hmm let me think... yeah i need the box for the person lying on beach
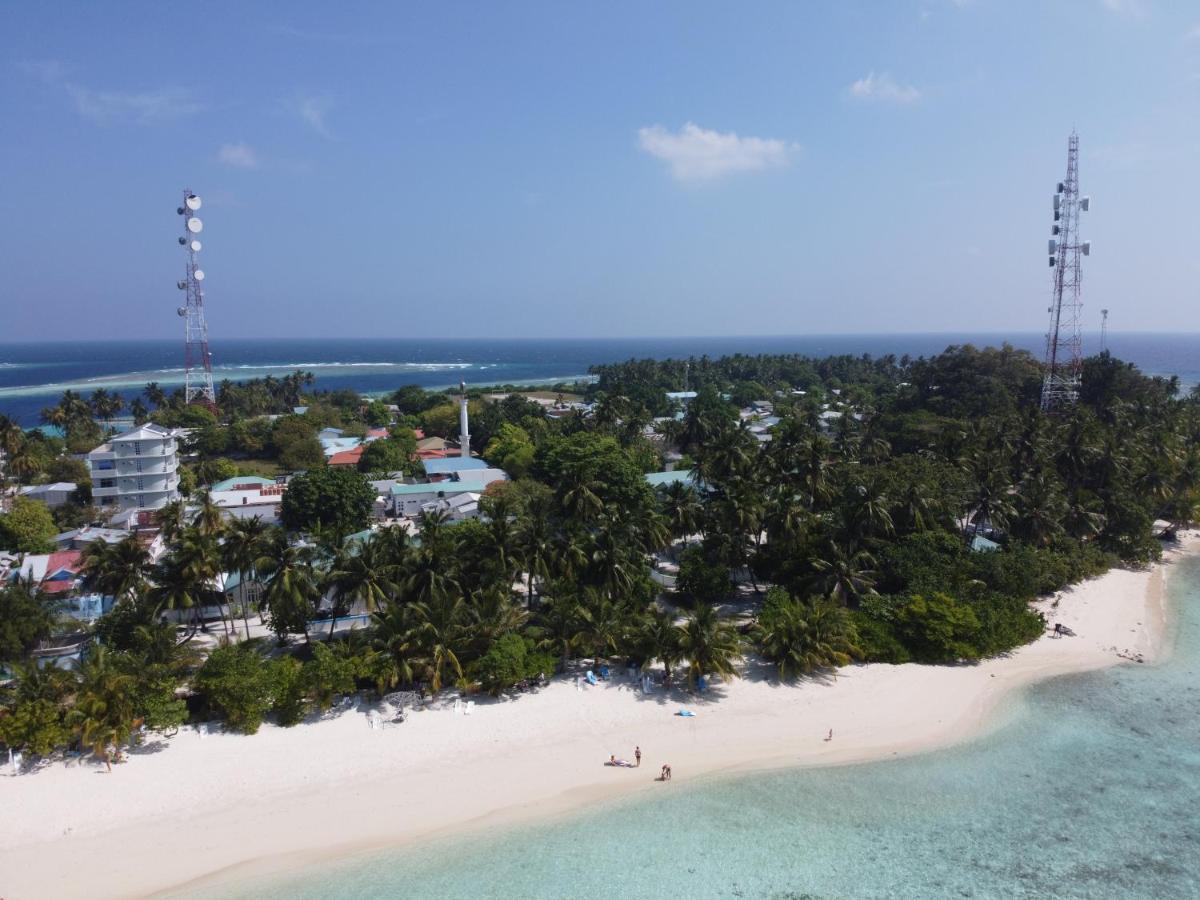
[608,756,633,767]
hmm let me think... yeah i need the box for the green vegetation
[0,496,59,553]
[3,345,1197,768]
[280,467,376,538]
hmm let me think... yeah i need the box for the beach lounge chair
[677,709,696,717]
[586,670,598,686]
[466,701,475,716]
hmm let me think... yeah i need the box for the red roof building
[329,446,365,467]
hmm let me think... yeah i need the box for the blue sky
[2,1,1197,340]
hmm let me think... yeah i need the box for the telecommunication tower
[1040,132,1091,411]
[1100,308,1109,352]
[175,190,216,405]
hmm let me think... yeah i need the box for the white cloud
[1186,25,1200,40]
[637,122,798,183]
[66,84,203,123]
[17,59,203,124]
[217,142,260,169]
[848,72,921,103]
[1100,0,1146,16]
[289,94,334,137]
[16,58,66,82]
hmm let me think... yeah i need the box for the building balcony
[114,458,176,476]
[113,442,175,459]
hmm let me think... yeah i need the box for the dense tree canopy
[280,467,376,537]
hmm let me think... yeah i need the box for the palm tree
[677,603,743,689]
[143,382,167,410]
[586,522,639,600]
[222,517,272,639]
[466,585,529,656]
[634,606,683,682]
[1012,470,1068,548]
[536,590,581,671]
[5,438,43,491]
[157,500,188,542]
[573,588,630,665]
[808,543,878,608]
[515,497,554,609]
[754,593,860,679]
[81,534,151,603]
[258,540,321,644]
[404,510,459,606]
[150,527,224,640]
[560,473,604,523]
[659,481,702,540]
[194,490,226,538]
[407,593,467,692]
[324,539,397,638]
[371,603,419,688]
[129,398,149,425]
[67,648,140,772]
[797,433,833,511]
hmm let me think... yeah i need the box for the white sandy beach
[1,535,1195,900]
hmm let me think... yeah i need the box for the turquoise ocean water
[190,555,1200,900]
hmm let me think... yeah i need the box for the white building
[88,424,181,511]
[210,484,286,525]
[19,482,78,508]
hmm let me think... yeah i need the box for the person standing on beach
[635,746,642,767]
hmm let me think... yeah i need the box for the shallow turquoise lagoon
[195,557,1200,899]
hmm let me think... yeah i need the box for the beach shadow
[127,738,170,756]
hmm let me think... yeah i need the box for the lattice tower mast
[1040,132,1091,411]
[175,190,216,405]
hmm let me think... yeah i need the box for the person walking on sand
[665,764,672,781]
[635,746,642,767]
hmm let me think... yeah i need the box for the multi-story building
[88,424,181,511]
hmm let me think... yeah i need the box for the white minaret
[459,380,471,458]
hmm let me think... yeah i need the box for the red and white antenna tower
[175,190,216,405]
[1040,132,1091,411]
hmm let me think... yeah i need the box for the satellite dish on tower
[185,195,202,211]
[189,240,202,252]
[186,217,203,234]
[193,269,205,281]
[177,307,187,317]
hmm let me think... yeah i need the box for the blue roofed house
[645,470,696,489]
[421,456,490,476]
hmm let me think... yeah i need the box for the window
[99,479,115,489]
[136,459,143,473]
[137,477,144,491]
[133,441,141,455]
[95,460,114,471]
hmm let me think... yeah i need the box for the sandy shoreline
[2,535,1195,900]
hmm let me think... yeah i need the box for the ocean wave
[223,362,473,371]
[0,360,482,399]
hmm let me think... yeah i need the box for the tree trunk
[240,577,252,640]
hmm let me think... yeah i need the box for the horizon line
[0,329,1188,347]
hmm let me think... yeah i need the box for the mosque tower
[459,381,471,458]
